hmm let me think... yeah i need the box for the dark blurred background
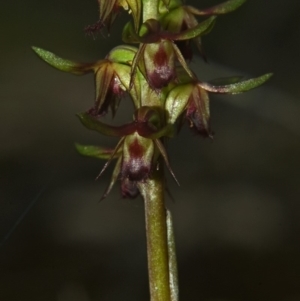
[1,0,300,300]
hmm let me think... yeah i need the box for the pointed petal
[96,138,125,180]
[100,156,122,201]
[128,69,143,109]
[194,87,211,137]
[98,0,117,23]
[95,63,115,112]
[32,47,93,74]
[77,112,124,136]
[75,143,119,159]
[172,16,216,41]
[126,0,141,31]
[154,139,179,186]
[172,42,195,80]
[130,43,146,89]
[198,73,273,94]
[186,0,246,16]
[186,86,212,138]
[193,37,207,61]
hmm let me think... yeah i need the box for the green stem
[142,0,159,21]
[166,210,179,301]
[138,167,171,301]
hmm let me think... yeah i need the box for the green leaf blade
[32,46,93,75]
[174,16,217,41]
[199,73,273,94]
[187,0,247,16]
[75,143,117,159]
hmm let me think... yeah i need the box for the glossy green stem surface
[138,167,171,301]
[142,0,159,21]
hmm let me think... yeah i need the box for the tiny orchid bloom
[76,106,178,199]
[160,0,246,59]
[122,16,216,90]
[33,1,273,297]
[32,45,138,116]
[86,0,141,33]
[165,73,273,137]
[121,132,156,181]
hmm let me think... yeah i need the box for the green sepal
[32,47,93,75]
[109,62,140,109]
[98,0,115,24]
[159,0,182,13]
[107,45,137,65]
[165,84,194,124]
[134,106,162,131]
[208,76,244,85]
[154,139,179,185]
[77,112,125,137]
[192,86,211,137]
[123,16,215,45]
[125,0,141,32]
[173,16,216,41]
[198,73,273,94]
[76,111,172,138]
[160,0,171,9]
[100,157,122,201]
[94,62,115,112]
[122,21,141,44]
[159,6,186,33]
[176,66,196,84]
[75,143,120,159]
[146,124,175,139]
[186,0,247,16]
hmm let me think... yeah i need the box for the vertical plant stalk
[138,164,171,301]
[142,0,159,21]
[32,1,272,301]
[167,209,179,301]
[139,2,176,300]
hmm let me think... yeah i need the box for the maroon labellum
[186,85,212,138]
[121,178,139,199]
[121,133,155,181]
[145,41,176,89]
